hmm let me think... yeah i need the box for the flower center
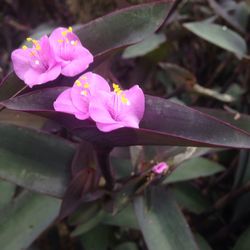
[22,38,47,69]
[57,27,78,46]
[75,75,90,96]
[112,83,130,105]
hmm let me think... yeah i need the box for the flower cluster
[11,27,93,87]
[11,27,145,132]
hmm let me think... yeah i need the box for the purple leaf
[2,87,250,149]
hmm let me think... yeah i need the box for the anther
[81,90,87,96]
[83,83,89,88]
[75,80,82,87]
[22,45,28,50]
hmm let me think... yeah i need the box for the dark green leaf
[233,226,250,250]
[195,234,213,250]
[0,191,60,250]
[0,123,75,198]
[165,157,225,183]
[183,22,247,59]
[0,180,15,210]
[172,183,210,214]
[71,209,104,236]
[115,242,138,250]
[134,187,199,250]
[80,225,113,250]
[122,33,166,59]
[102,204,139,229]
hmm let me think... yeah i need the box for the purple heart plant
[1,2,250,249]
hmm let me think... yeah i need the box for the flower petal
[70,72,111,116]
[23,64,61,87]
[11,35,61,87]
[54,88,89,120]
[11,48,32,82]
[89,85,145,132]
[96,122,125,132]
[61,46,93,77]
[49,27,93,77]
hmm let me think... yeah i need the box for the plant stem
[95,146,114,190]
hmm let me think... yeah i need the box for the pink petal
[96,122,125,132]
[53,88,89,120]
[11,48,32,82]
[23,64,61,87]
[120,85,145,121]
[49,27,93,77]
[11,35,61,87]
[70,87,89,114]
[70,72,111,116]
[89,85,145,132]
[61,46,93,77]
[89,91,116,124]
[152,162,169,174]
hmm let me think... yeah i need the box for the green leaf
[71,209,104,236]
[233,226,250,250]
[0,180,15,209]
[134,187,199,250]
[122,33,166,59]
[102,204,139,229]
[68,202,101,226]
[0,124,76,198]
[80,225,113,250]
[115,242,138,250]
[183,21,247,59]
[195,234,213,250]
[0,191,61,250]
[172,183,210,214]
[165,157,225,184]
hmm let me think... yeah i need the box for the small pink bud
[152,162,169,174]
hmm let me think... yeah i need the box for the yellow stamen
[26,37,32,42]
[112,83,130,105]
[62,30,68,36]
[58,39,63,43]
[75,80,82,87]
[121,95,130,105]
[35,45,41,51]
[84,83,89,88]
[68,26,73,32]
[81,90,87,96]
[22,45,28,50]
[30,51,37,57]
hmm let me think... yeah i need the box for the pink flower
[89,84,145,132]
[152,162,169,174]
[53,72,110,120]
[49,27,93,77]
[11,36,61,87]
